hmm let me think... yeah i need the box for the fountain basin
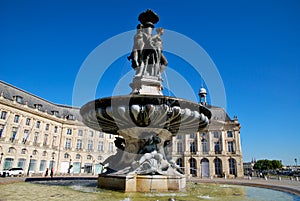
[80,94,211,135]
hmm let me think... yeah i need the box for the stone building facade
[0,81,116,175]
[0,81,243,177]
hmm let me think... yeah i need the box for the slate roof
[0,80,82,121]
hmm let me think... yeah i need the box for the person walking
[45,168,49,177]
[50,167,54,178]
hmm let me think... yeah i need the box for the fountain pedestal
[98,174,186,192]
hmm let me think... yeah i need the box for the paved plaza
[0,176,299,197]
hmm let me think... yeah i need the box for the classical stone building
[171,88,243,178]
[0,81,243,177]
[0,80,116,175]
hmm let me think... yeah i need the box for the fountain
[80,9,211,192]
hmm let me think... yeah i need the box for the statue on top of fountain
[128,9,168,80]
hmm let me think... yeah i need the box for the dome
[199,87,207,96]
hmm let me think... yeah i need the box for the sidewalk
[189,177,300,197]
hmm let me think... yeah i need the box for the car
[1,168,24,177]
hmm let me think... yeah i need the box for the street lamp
[295,158,298,167]
[27,155,32,176]
[0,153,3,164]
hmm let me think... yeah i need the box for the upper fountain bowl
[80,94,211,136]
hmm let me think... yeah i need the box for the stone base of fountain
[98,174,186,192]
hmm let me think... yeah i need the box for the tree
[253,159,282,171]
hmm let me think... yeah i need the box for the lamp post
[0,153,3,164]
[27,155,32,176]
[295,158,298,167]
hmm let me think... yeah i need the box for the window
[51,110,59,117]
[201,139,208,153]
[108,142,114,152]
[190,133,195,138]
[65,138,71,149]
[214,158,222,176]
[78,130,83,137]
[99,132,104,138]
[15,96,23,104]
[54,126,58,133]
[98,155,102,161]
[64,153,69,159]
[76,139,82,150]
[89,131,94,137]
[34,104,43,110]
[66,128,72,135]
[228,141,234,153]
[10,127,18,142]
[43,134,48,146]
[42,151,47,156]
[25,118,31,126]
[229,158,236,175]
[87,155,92,160]
[227,131,233,138]
[109,134,114,139]
[39,160,46,172]
[14,115,20,123]
[76,154,81,159]
[87,140,93,151]
[177,142,183,153]
[98,141,104,152]
[21,148,27,154]
[214,141,221,153]
[0,124,4,138]
[45,124,49,131]
[36,121,41,129]
[190,142,196,153]
[202,132,207,138]
[52,136,57,147]
[32,150,38,155]
[33,132,39,146]
[1,111,7,119]
[22,130,29,144]
[17,158,26,169]
[189,158,197,175]
[214,131,219,138]
[8,147,16,154]
[177,134,182,139]
[176,158,183,172]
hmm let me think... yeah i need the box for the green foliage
[253,159,283,170]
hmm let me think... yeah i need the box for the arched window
[64,153,69,159]
[189,158,197,176]
[21,148,27,154]
[32,150,38,156]
[214,158,222,177]
[200,158,210,178]
[176,158,184,173]
[229,158,237,176]
[8,147,16,154]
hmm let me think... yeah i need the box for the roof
[0,80,81,121]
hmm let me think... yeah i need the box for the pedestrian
[50,167,54,178]
[45,168,49,177]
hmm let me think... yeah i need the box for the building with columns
[171,88,243,178]
[0,80,243,177]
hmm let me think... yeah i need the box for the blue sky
[0,0,299,165]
